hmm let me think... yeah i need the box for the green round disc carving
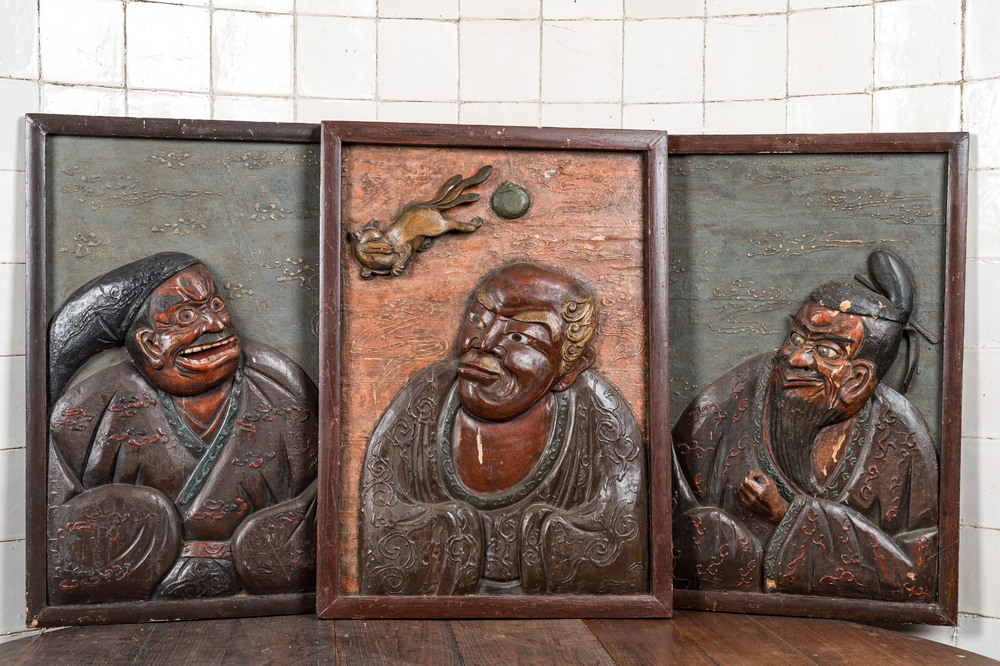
[491,181,531,219]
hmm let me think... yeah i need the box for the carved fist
[737,470,789,524]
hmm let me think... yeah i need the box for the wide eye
[210,296,225,312]
[176,308,199,324]
[505,332,528,344]
[788,331,805,347]
[467,312,486,329]
[817,345,840,360]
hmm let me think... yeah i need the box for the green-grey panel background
[667,153,948,446]
[45,136,320,385]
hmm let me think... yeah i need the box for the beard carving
[766,373,844,493]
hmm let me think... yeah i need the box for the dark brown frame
[317,121,671,619]
[668,133,968,625]
[25,114,321,626]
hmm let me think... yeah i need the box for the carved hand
[736,470,789,524]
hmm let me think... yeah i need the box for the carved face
[132,264,242,396]
[352,225,397,271]
[774,301,875,416]
[456,270,569,422]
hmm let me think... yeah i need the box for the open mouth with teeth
[178,336,239,366]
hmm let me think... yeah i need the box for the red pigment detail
[885,477,902,521]
[731,399,749,423]
[237,418,256,439]
[860,465,880,501]
[819,567,863,587]
[801,508,828,553]
[736,558,758,588]
[690,515,706,554]
[723,436,748,471]
[781,544,807,584]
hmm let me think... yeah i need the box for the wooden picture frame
[317,122,671,619]
[26,114,322,626]
[667,133,968,625]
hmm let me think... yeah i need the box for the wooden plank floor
[0,610,993,665]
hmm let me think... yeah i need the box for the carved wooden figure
[359,262,648,595]
[46,253,318,604]
[348,165,493,278]
[672,250,939,603]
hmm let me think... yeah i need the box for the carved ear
[838,359,876,408]
[347,230,360,242]
[552,346,597,392]
[134,329,165,370]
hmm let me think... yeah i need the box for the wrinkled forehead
[792,301,865,341]
[472,265,578,317]
[148,264,218,313]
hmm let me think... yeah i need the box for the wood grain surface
[0,610,993,665]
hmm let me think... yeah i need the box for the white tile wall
[0,79,37,171]
[378,19,458,101]
[962,348,1000,440]
[461,0,539,20]
[959,526,1000,618]
[297,98,377,123]
[542,0,621,20]
[297,0,375,17]
[964,78,1000,170]
[704,99,786,133]
[460,20,540,102]
[787,6,872,97]
[40,0,124,86]
[873,85,961,132]
[966,0,1000,81]
[623,103,704,133]
[965,259,1000,347]
[0,541,26,636]
[297,16,376,99]
[541,103,621,129]
[3,0,1000,656]
[626,0,704,19]
[961,438,1000,530]
[0,265,24,357]
[708,0,785,16]
[0,449,25,540]
[377,100,458,123]
[0,171,26,264]
[541,21,623,103]
[127,90,212,120]
[212,11,294,96]
[379,0,458,20]
[969,170,1000,260]
[786,94,871,132]
[126,3,210,93]
[704,15,786,102]
[217,0,294,11]
[213,95,295,122]
[459,102,539,126]
[624,19,704,104]
[0,357,26,451]
[874,0,962,88]
[0,0,38,79]
[41,84,127,116]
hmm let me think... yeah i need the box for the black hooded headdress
[47,252,202,407]
[807,250,934,393]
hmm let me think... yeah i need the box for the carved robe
[672,353,939,602]
[47,340,318,603]
[360,359,648,595]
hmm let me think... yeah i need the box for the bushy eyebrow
[787,315,855,346]
[512,311,561,341]
[474,285,496,311]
